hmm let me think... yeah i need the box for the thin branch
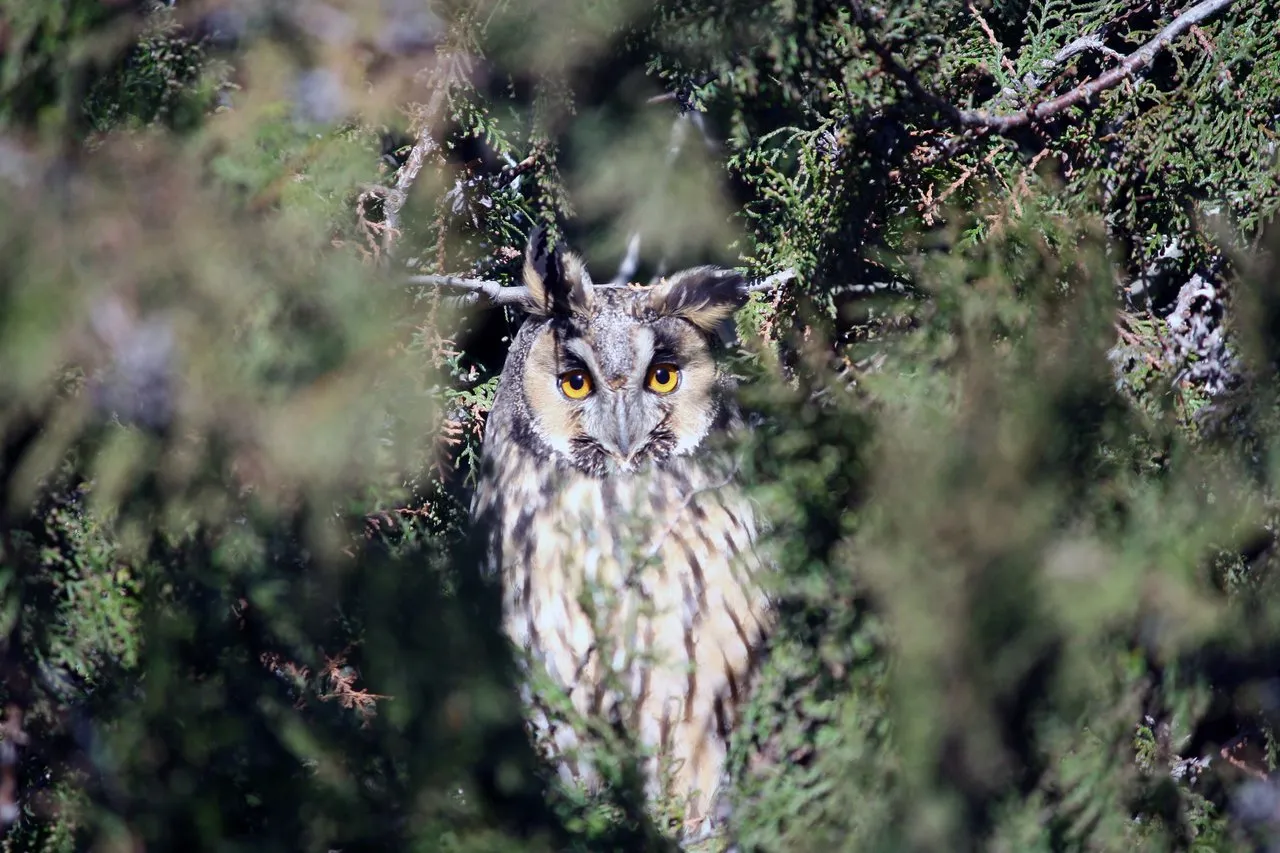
[379,60,538,263]
[988,26,1127,113]
[405,274,534,307]
[493,152,537,190]
[381,93,448,253]
[612,84,724,285]
[746,268,797,293]
[613,233,643,286]
[1049,33,1126,68]
[859,0,1237,134]
[381,57,456,258]
[965,0,1237,131]
[611,110,694,285]
[407,268,798,309]
[968,1,1017,79]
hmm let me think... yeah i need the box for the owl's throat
[568,424,677,478]
[567,437,646,477]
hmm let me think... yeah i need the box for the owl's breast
[469,422,774,824]
[474,443,768,695]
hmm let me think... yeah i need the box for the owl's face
[501,231,750,477]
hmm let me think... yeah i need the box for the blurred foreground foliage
[3,0,1280,851]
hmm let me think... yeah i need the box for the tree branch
[407,268,798,309]
[613,233,643,286]
[611,105,718,284]
[859,0,1237,134]
[493,153,537,190]
[965,0,1237,131]
[1049,33,1126,68]
[382,99,445,255]
[405,274,535,307]
[746,268,797,293]
[381,55,460,257]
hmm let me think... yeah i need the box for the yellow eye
[559,369,593,400]
[646,363,680,394]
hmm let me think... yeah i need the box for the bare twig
[405,274,534,307]
[407,267,798,309]
[612,80,725,285]
[613,233,643,286]
[966,0,1237,131]
[995,25,1127,112]
[1050,33,1126,68]
[494,153,537,190]
[746,268,797,293]
[382,60,454,257]
[612,109,701,285]
[859,0,1238,134]
[919,147,1003,224]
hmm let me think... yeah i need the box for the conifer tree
[1,1,1279,850]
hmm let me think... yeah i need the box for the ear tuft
[522,226,593,316]
[648,266,749,333]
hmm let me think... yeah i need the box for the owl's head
[498,228,750,477]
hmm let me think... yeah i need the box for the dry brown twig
[968,1,1018,78]
[319,649,390,724]
[919,146,1004,225]
[1220,734,1270,781]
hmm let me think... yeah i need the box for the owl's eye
[646,363,680,394]
[559,369,594,400]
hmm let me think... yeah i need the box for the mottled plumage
[470,229,773,832]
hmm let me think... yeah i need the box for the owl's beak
[603,396,646,464]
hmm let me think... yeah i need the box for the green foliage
[3,0,1280,851]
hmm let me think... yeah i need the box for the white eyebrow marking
[630,327,656,383]
[563,336,605,380]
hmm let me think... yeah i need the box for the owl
[469,227,774,837]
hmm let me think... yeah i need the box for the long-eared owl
[470,228,773,833]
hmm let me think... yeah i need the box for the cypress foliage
[1,1,1279,850]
